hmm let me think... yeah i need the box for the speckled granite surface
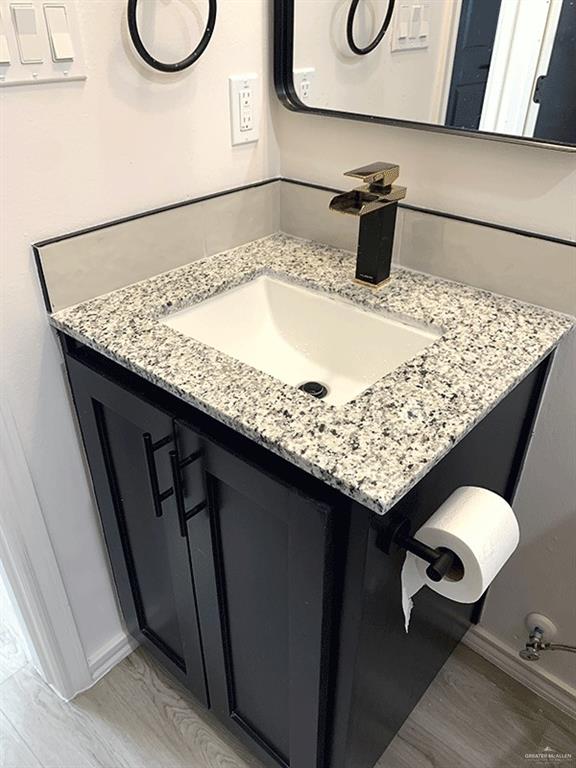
[50,234,574,515]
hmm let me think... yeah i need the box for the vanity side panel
[331,358,551,768]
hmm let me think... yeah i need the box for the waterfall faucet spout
[330,162,406,286]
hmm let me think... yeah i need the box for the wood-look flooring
[0,607,574,768]
[0,578,28,688]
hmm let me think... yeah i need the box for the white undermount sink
[160,276,442,406]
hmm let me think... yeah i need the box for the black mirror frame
[273,0,576,153]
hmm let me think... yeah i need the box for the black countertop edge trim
[399,204,575,248]
[32,177,283,249]
[281,178,576,248]
[33,245,53,313]
[33,175,575,255]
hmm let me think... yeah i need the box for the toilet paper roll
[401,486,520,632]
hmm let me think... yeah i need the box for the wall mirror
[275,0,576,150]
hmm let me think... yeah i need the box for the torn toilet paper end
[401,553,422,633]
[402,593,413,634]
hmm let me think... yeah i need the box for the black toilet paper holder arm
[377,517,456,582]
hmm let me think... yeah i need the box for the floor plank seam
[0,670,48,768]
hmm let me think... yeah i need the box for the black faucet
[329,162,406,286]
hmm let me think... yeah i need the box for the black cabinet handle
[143,432,174,517]
[169,448,206,538]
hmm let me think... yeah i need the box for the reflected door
[445,0,502,130]
[534,0,576,143]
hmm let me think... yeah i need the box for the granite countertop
[50,233,574,515]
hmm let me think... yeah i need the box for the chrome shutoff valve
[519,627,545,661]
[519,625,576,661]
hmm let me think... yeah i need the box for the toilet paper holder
[377,517,458,582]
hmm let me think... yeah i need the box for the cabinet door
[178,421,335,768]
[65,358,207,705]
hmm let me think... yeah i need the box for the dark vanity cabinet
[179,419,333,768]
[65,356,209,703]
[63,338,550,768]
[66,349,335,768]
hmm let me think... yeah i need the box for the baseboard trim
[87,631,138,687]
[463,626,576,718]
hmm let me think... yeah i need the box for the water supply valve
[519,614,576,661]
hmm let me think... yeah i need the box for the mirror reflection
[292,0,576,145]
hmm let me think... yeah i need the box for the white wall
[479,330,576,686]
[275,103,576,688]
[293,0,456,121]
[0,0,278,666]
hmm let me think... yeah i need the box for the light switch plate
[229,74,259,146]
[391,2,429,52]
[0,0,85,86]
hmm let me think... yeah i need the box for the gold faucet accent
[329,162,407,286]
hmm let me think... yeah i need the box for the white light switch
[229,74,259,146]
[409,4,422,39]
[11,3,43,63]
[0,10,11,64]
[43,4,73,61]
[397,5,409,39]
[391,1,429,51]
[419,6,429,38]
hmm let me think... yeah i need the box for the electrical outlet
[293,67,315,103]
[239,86,253,131]
[229,74,259,146]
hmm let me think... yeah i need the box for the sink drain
[298,381,329,399]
